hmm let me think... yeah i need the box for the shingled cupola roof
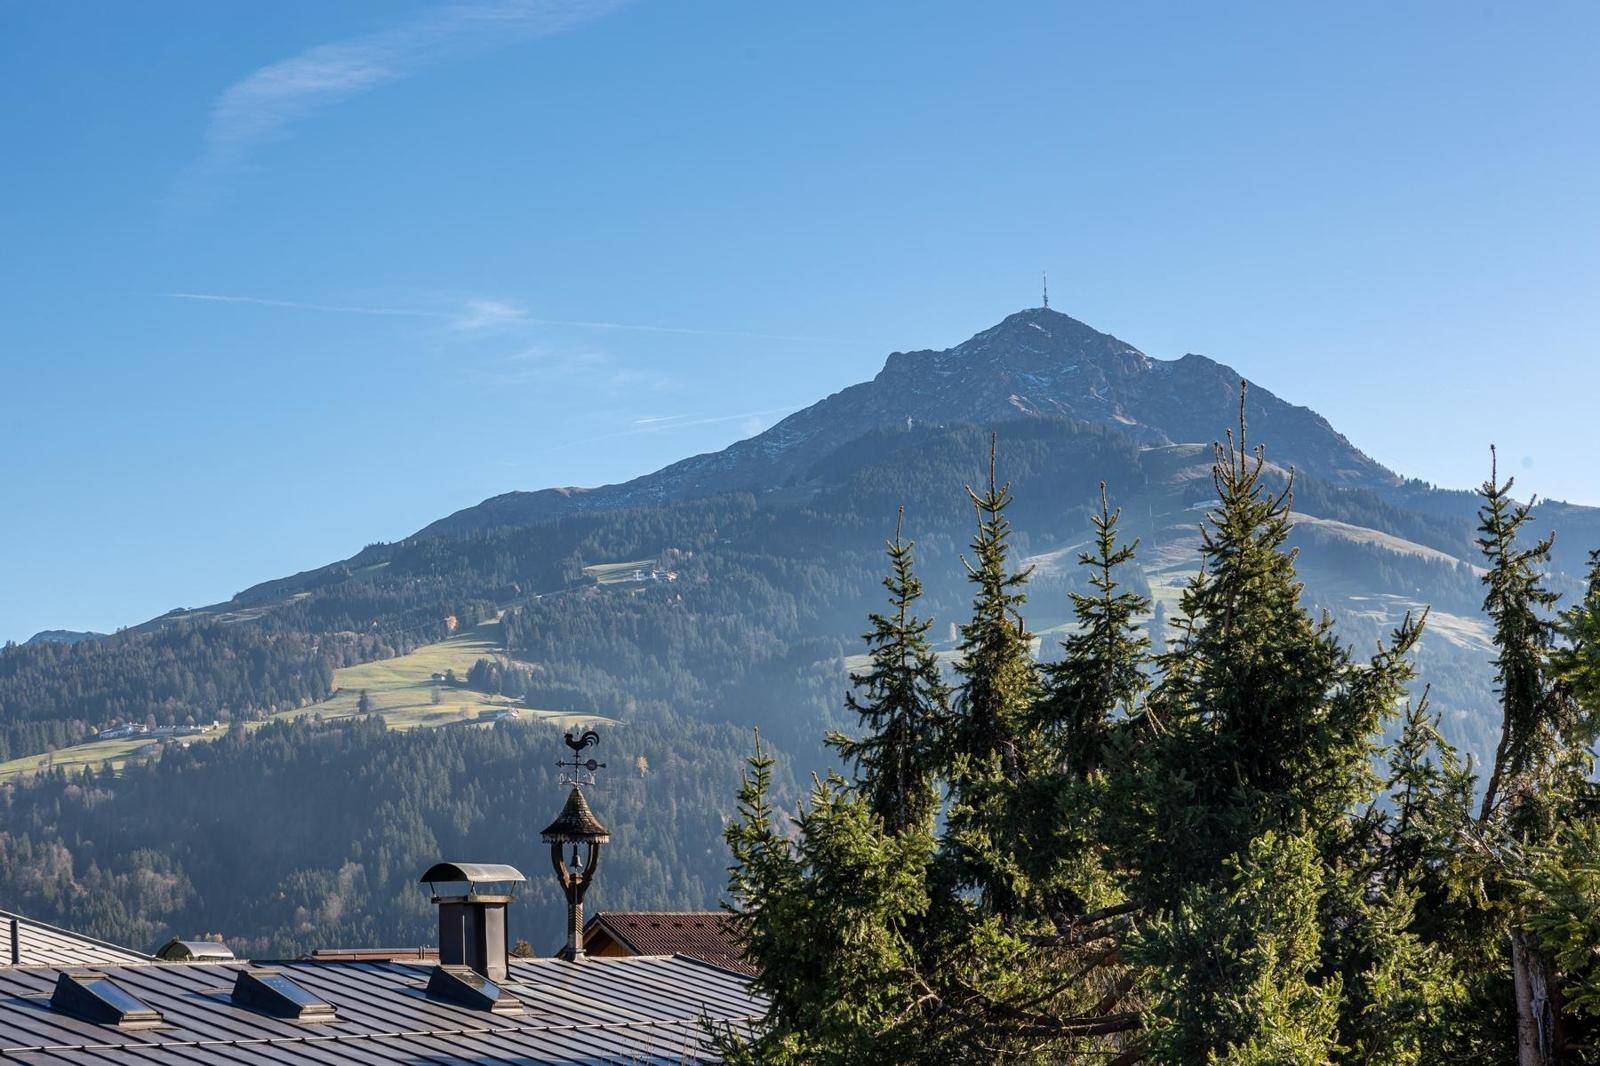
[540,787,611,843]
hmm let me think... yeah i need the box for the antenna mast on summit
[1042,271,1049,310]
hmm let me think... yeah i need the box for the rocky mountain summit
[423,308,1396,536]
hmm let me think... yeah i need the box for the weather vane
[557,729,605,789]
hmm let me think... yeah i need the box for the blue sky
[3,1,1598,642]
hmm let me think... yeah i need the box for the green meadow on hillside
[0,622,604,781]
[582,560,656,585]
[281,622,604,730]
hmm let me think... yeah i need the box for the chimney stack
[418,862,526,982]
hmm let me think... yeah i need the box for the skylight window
[425,965,524,1015]
[50,971,163,1029]
[231,969,337,1022]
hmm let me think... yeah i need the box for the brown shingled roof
[584,911,754,976]
[539,787,611,842]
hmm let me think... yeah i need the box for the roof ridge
[0,908,155,963]
[667,951,761,979]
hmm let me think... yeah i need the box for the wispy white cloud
[452,299,530,331]
[168,290,850,343]
[181,0,624,203]
[169,289,830,416]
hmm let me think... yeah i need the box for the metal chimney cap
[154,937,235,963]
[540,787,611,843]
[417,862,527,885]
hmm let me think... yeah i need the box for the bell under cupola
[540,730,610,961]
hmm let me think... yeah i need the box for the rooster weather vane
[558,729,605,788]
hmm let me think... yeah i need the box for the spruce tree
[721,742,936,1065]
[1037,482,1149,778]
[1021,483,1148,923]
[1120,388,1435,1062]
[1139,832,1341,1065]
[1476,447,1570,831]
[934,445,1142,1060]
[1465,450,1597,1065]
[941,437,1042,918]
[947,438,1038,779]
[1120,392,1421,906]
[1367,453,1600,1064]
[829,509,951,835]
[925,449,1145,1063]
[1377,693,1480,942]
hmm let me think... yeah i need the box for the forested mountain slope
[2,306,1596,956]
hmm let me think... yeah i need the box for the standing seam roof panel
[274,963,481,1035]
[541,958,745,1020]
[0,955,761,1063]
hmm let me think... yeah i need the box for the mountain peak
[990,304,1106,333]
[880,306,1149,381]
[964,304,1129,347]
[419,308,1398,536]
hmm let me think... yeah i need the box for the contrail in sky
[552,406,805,452]
[169,292,850,343]
[170,292,439,318]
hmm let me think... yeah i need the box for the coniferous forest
[1,387,1597,1064]
[0,711,759,959]
[725,411,1600,1063]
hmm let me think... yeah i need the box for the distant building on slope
[477,706,521,722]
[93,721,217,742]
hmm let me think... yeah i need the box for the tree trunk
[1513,928,1557,1065]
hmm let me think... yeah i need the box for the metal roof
[305,948,438,963]
[0,911,153,969]
[0,953,762,1063]
[154,939,235,963]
